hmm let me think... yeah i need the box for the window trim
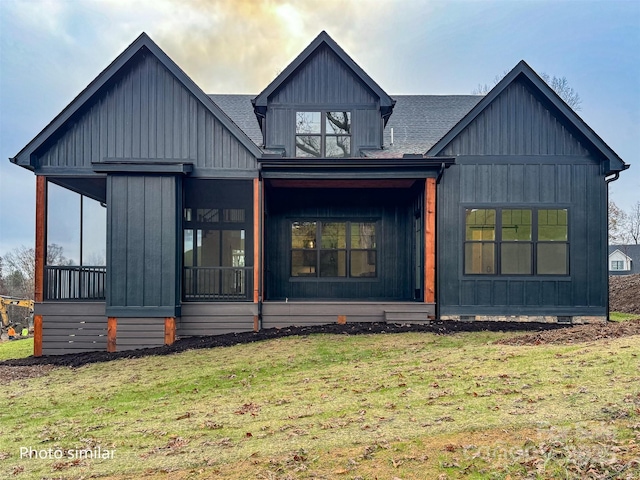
[610,260,626,271]
[289,219,378,280]
[463,206,570,277]
[295,111,352,158]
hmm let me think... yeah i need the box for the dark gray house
[10,32,629,355]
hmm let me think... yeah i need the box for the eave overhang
[251,31,396,130]
[92,161,193,175]
[258,157,454,180]
[426,60,629,175]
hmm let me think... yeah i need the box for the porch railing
[183,266,253,301]
[44,266,106,301]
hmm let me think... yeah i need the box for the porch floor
[261,301,435,327]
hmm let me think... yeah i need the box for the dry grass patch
[0,331,638,479]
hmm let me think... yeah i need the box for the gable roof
[11,32,263,168]
[252,31,395,115]
[609,248,633,261]
[609,245,640,259]
[426,60,629,174]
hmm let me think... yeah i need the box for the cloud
[135,0,359,93]
[4,0,74,44]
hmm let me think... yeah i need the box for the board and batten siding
[437,78,607,317]
[35,50,256,172]
[270,44,377,105]
[441,80,590,157]
[106,174,180,317]
[266,188,415,301]
[438,160,606,316]
[266,44,381,155]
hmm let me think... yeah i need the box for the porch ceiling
[48,177,107,203]
[266,179,417,189]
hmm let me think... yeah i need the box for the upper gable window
[295,111,351,157]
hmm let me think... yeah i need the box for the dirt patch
[0,364,55,384]
[610,274,640,314]
[496,318,640,346]
[0,321,569,369]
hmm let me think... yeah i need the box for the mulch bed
[2,319,639,384]
[0,321,571,369]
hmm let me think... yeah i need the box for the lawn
[0,328,638,479]
[0,337,33,361]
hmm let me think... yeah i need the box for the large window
[295,111,351,157]
[291,220,376,278]
[464,208,568,275]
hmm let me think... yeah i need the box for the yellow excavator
[0,296,34,340]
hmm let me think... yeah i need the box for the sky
[0,0,639,258]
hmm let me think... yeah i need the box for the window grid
[295,111,351,158]
[291,220,376,278]
[610,260,625,271]
[464,207,568,276]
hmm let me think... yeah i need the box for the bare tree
[472,70,582,111]
[0,244,70,299]
[626,201,640,244]
[608,201,628,244]
[539,73,582,111]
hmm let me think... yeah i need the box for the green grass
[610,311,639,322]
[0,331,638,479]
[0,337,33,361]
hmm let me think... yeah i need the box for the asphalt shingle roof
[207,94,483,157]
[208,94,263,147]
[370,95,482,157]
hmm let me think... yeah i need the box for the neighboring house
[10,32,629,356]
[608,245,640,275]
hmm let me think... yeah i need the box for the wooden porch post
[424,178,436,303]
[164,317,176,345]
[34,176,46,357]
[107,317,117,352]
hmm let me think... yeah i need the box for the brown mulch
[610,274,640,314]
[0,321,571,369]
[496,318,640,346]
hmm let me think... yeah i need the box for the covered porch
[259,157,450,321]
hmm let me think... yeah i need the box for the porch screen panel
[182,180,253,301]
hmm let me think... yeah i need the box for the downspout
[257,163,264,330]
[434,162,447,321]
[436,162,446,184]
[605,171,620,322]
